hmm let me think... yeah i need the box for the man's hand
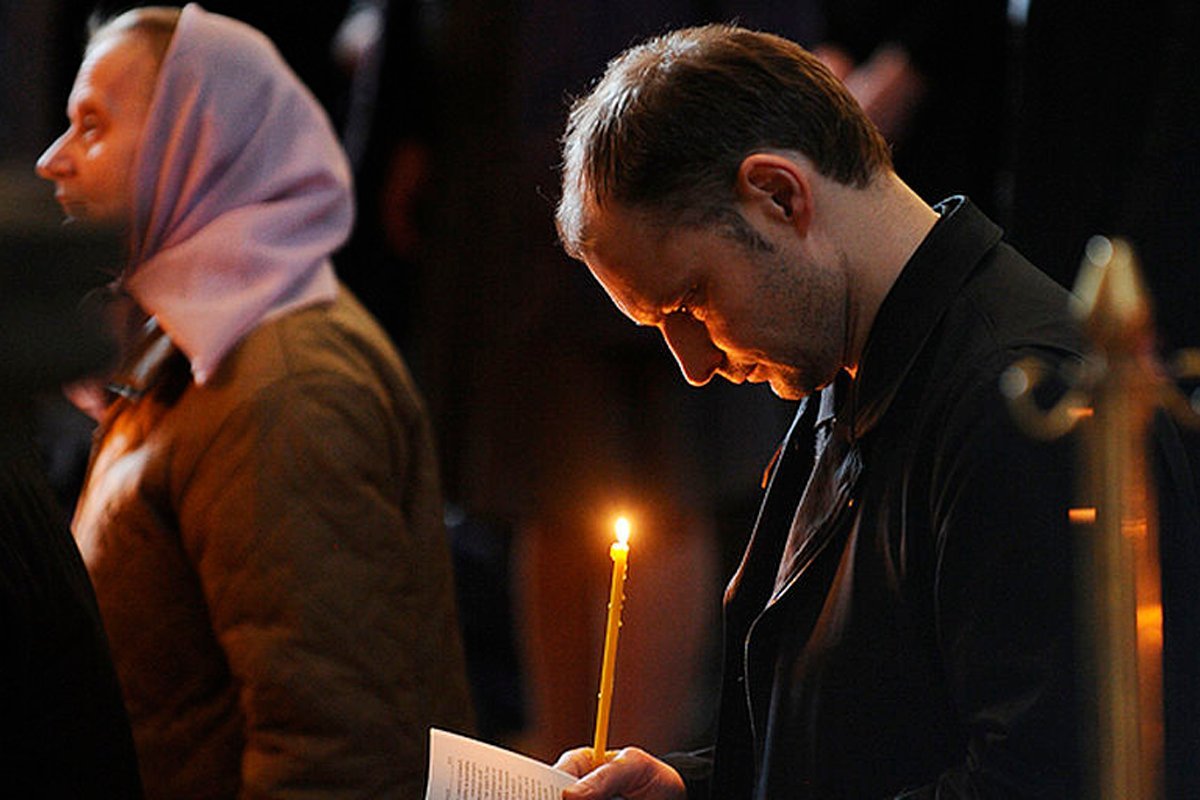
[555,746,686,800]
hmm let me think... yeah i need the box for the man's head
[556,24,891,259]
[35,8,179,228]
[557,25,894,400]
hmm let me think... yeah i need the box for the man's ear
[736,153,813,235]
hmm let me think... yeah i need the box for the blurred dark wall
[0,2,60,163]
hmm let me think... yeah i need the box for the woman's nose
[36,132,74,180]
[661,313,724,386]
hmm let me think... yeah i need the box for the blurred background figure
[335,0,438,355]
[809,0,1009,216]
[0,171,143,797]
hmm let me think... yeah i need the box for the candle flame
[614,517,631,545]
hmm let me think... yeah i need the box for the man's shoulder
[874,239,1086,444]
[948,240,1086,369]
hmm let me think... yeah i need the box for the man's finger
[553,747,600,777]
[562,747,684,800]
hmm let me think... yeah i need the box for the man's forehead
[582,206,676,325]
[582,201,665,259]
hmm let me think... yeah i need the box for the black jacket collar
[728,196,1003,612]
[850,196,1002,439]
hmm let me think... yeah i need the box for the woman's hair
[87,6,182,70]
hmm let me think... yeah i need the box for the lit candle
[592,517,631,767]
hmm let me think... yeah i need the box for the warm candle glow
[593,517,631,767]
[1069,507,1098,524]
[1068,406,1095,420]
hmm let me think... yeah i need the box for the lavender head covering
[125,4,352,384]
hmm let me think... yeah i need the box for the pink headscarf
[124,4,352,384]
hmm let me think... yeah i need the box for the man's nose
[35,132,73,180]
[661,313,724,386]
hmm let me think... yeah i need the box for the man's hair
[86,6,181,69]
[556,24,892,258]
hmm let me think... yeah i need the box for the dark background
[2,0,1196,768]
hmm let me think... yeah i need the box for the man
[36,5,472,797]
[553,25,1086,798]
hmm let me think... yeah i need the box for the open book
[424,728,578,800]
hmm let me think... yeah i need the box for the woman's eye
[80,114,101,138]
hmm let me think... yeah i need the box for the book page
[425,728,578,800]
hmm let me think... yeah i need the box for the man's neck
[824,172,939,371]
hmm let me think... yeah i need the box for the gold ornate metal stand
[1004,237,1200,800]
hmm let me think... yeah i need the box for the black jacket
[674,198,1089,798]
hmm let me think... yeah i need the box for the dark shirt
[672,198,1088,798]
[0,418,143,797]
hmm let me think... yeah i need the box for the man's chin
[768,381,807,401]
[752,367,810,401]
[746,370,801,400]
[731,364,810,400]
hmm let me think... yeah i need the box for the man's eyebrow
[596,281,657,327]
[623,295,675,328]
[609,295,653,326]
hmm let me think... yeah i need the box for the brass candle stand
[1003,237,1200,800]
